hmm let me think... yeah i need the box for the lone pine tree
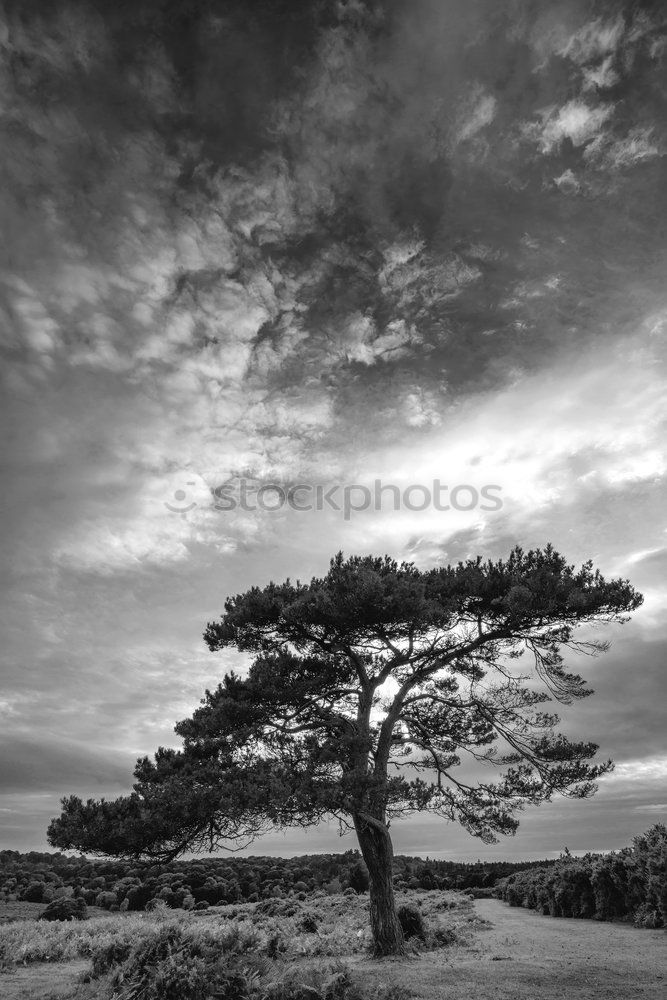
[49,545,641,955]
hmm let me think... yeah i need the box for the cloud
[451,85,497,148]
[402,389,444,428]
[612,756,667,782]
[2,0,667,856]
[582,55,619,92]
[558,15,625,66]
[0,735,134,795]
[526,100,615,154]
[584,127,661,171]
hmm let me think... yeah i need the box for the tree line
[0,848,553,911]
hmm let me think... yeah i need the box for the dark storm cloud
[4,0,666,421]
[1,0,666,854]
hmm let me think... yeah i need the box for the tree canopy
[48,544,642,953]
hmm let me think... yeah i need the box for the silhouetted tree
[48,546,641,955]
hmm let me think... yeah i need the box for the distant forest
[0,849,555,912]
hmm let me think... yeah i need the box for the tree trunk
[353,813,405,956]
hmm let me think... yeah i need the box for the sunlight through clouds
[1,0,666,854]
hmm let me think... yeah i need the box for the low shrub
[300,911,320,933]
[633,902,662,929]
[396,904,426,941]
[91,937,134,976]
[38,897,87,922]
[20,882,45,903]
[260,963,411,1000]
[427,924,459,947]
[108,925,314,1000]
[267,931,288,958]
[115,949,212,1000]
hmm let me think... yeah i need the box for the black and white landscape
[1,1,666,996]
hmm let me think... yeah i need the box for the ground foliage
[0,889,481,975]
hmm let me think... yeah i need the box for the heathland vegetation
[497,823,667,927]
[0,829,665,999]
[0,880,485,999]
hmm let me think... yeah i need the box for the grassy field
[0,892,665,1000]
[0,890,481,998]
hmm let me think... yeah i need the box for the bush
[634,902,662,929]
[20,881,45,903]
[38,897,87,922]
[125,884,155,911]
[52,885,74,900]
[263,964,413,1000]
[267,931,288,958]
[95,890,118,910]
[300,911,320,933]
[109,924,266,1000]
[348,862,369,894]
[117,950,211,1000]
[496,824,667,927]
[91,937,134,976]
[397,903,426,941]
[591,865,626,921]
[428,924,458,947]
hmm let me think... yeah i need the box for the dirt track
[0,959,89,1000]
[355,898,667,999]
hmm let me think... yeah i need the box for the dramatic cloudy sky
[1,0,666,860]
